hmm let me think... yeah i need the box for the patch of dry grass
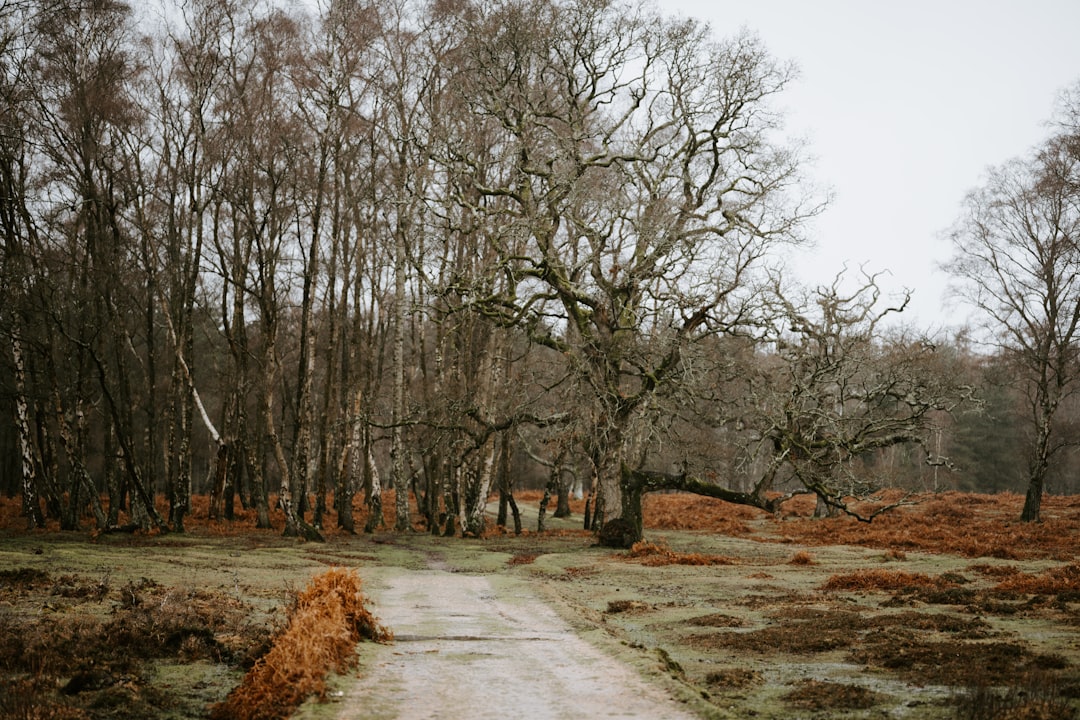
[772,493,1080,561]
[783,679,883,710]
[642,494,759,534]
[992,564,1080,596]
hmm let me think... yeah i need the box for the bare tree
[215,3,323,540]
[0,0,45,528]
[946,130,1080,522]
[611,273,971,543]
[28,0,168,530]
[431,0,817,538]
[755,274,968,515]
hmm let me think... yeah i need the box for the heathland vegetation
[1,490,1078,718]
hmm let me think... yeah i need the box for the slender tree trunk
[363,430,383,534]
[496,434,520,535]
[143,253,157,525]
[170,363,193,532]
[336,387,362,533]
[1021,412,1053,522]
[248,438,271,530]
[92,349,168,532]
[539,451,570,531]
[391,224,410,531]
[12,332,44,529]
[462,439,497,537]
[208,443,229,520]
[262,338,324,542]
[50,389,106,530]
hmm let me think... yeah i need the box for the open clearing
[2,491,1079,719]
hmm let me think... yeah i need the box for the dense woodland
[1,0,1078,541]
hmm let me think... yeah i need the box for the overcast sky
[666,0,1080,331]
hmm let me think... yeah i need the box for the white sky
[666,0,1080,331]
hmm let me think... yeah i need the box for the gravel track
[335,569,700,720]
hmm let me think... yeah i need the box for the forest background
[1,0,1079,541]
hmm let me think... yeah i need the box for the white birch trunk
[391,221,410,530]
[12,332,42,528]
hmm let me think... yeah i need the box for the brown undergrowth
[624,540,737,566]
[635,490,1080,561]
[5,490,1078,563]
[209,568,391,720]
[0,570,265,720]
[822,564,1080,608]
[822,568,961,592]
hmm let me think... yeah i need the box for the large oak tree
[429,0,818,537]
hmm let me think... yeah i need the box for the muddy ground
[1,493,1078,719]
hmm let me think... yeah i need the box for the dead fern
[822,568,958,593]
[209,567,392,720]
[625,540,737,567]
[992,564,1080,596]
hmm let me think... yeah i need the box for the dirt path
[335,569,700,720]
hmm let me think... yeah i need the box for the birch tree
[946,129,1080,522]
[217,4,322,540]
[0,0,45,528]
[29,0,168,530]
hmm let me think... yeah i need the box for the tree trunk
[555,479,572,519]
[462,438,497,537]
[88,346,167,532]
[391,221,410,531]
[207,443,230,521]
[363,439,383,534]
[496,435,520,535]
[538,487,551,533]
[1021,478,1043,522]
[338,388,364,533]
[49,389,106,530]
[248,438,272,530]
[171,366,193,533]
[619,465,775,546]
[12,332,44,529]
[1021,426,1050,522]
[262,342,324,542]
[336,388,362,535]
[333,428,355,533]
